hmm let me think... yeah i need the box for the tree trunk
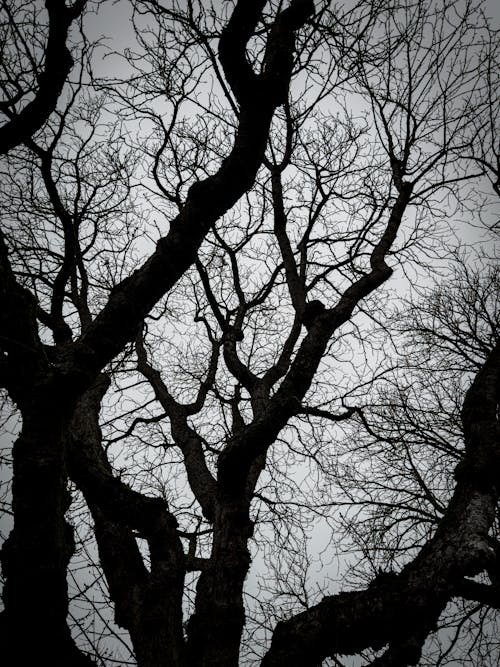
[0,400,94,666]
[187,500,253,667]
[93,512,186,667]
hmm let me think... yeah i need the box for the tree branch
[262,342,500,666]
[135,333,217,521]
[73,0,315,381]
[0,0,85,155]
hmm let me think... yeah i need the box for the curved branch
[74,0,315,381]
[0,0,85,155]
[262,342,500,666]
[67,374,187,665]
[218,185,414,494]
[135,334,217,521]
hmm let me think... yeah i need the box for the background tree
[0,1,498,666]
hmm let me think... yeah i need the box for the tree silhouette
[0,1,498,665]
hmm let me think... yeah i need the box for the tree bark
[262,343,500,666]
[68,376,186,667]
[0,397,95,666]
[186,499,254,667]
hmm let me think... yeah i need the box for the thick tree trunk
[0,400,94,666]
[93,512,186,667]
[186,500,254,667]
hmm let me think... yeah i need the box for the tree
[0,1,498,665]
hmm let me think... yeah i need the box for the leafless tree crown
[0,1,498,666]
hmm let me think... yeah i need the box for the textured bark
[93,512,186,667]
[68,376,186,667]
[182,178,416,665]
[186,500,254,667]
[5,2,489,665]
[262,342,500,666]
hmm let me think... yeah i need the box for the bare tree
[0,1,498,666]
